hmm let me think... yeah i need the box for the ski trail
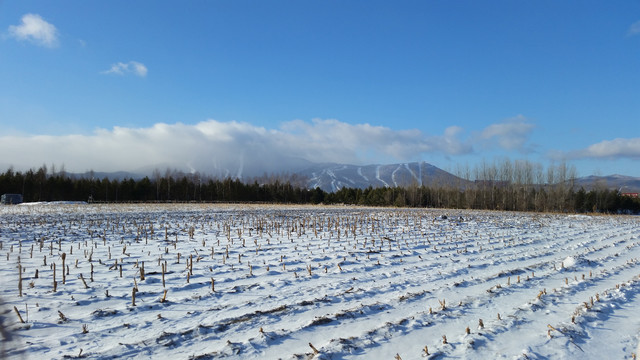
[376,165,389,187]
[357,167,369,182]
[391,164,403,187]
[404,163,420,184]
[326,168,338,192]
[309,172,320,189]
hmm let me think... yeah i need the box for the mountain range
[297,162,466,192]
[573,174,640,194]
[63,161,640,194]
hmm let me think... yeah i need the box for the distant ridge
[573,174,640,194]
[29,163,640,194]
[296,161,468,192]
[49,161,468,192]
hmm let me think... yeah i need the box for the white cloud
[476,115,535,152]
[277,119,472,163]
[102,61,148,77]
[628,20,640,36]
[0,119,473,176]
[565,138,640,159]
[8,13,59,48]
[130,61,148,77]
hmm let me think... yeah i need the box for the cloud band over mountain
[2,117,537,176]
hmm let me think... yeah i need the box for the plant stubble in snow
[0,204,639,359]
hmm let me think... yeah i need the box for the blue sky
[1,1,639,178]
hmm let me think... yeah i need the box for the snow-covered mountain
[53,163,640,194]
[296,161,468,192]
[61,161,467,192]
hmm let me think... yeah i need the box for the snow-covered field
[1,204,639,359]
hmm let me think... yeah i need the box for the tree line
[0,166,318,204]
[0,165,638,214]
[325,183,639,213]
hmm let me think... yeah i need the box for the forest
[0,165,638,214]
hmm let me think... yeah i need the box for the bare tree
[153,168,162,201]
[164,168,173,200]
[499,158,513,210]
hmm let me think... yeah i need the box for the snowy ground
[1,204,639,359]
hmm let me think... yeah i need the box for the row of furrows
[89,219,628,331]
[251,233,640,358]
[296,248,640,359]
[215,216,633,299]
[6,214,635,324]
[543,274,640,358]
[3,210,637,359]
[100,222,640,358]
[6,211,624,300]
[84,216,638,306]
[16,221,637,358]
